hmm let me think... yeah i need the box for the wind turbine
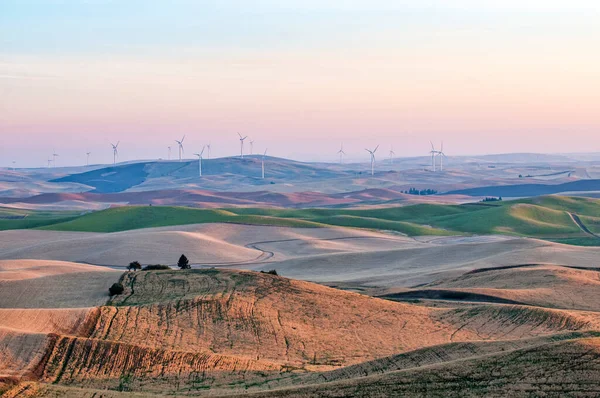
[389,147,395,165]
[111,142,119,165]
[429,141,437,172]
[194,146,206,177]
[52,150,59,168]
[250,140,254,155]
[365,145,379,176]
[47,157,53,168]
[438,141,446,171]
[168,146,172,160]
[206,142,211,159]
[238,133,248,158]
[337,143,346,164]
[262,149,268,179]
[86,152,91,166]
[175,135,185,161]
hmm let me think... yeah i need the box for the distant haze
[1,1,599,167]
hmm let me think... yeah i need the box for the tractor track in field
[192,235,403,268]
[568,212,600,239]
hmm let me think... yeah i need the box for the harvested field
[0,260,121,308]
[392,264,600,312]
[4,248,600,396]
[240,336,600,398]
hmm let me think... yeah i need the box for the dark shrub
[178,254,190,269]
[260,269,278,276]
[109,282,124,296]
[127,261,142,271]
[142,264,171,271]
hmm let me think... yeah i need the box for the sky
[1,0,599,167]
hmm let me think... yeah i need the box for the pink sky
[1,1,599,166]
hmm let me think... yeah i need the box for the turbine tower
[206,142,211,159]
[389,147,395,165]
[238,133,248,158]
[337,143,346,164]
[365,145,379,176]
[86,152,91,166]
[438,141,446,171]
[250,140,254,155]
[429,141,437,172]
[168,146,172,160]
[175,135,185,162]
[262,149,268,179]
[47,157,53,168]
[111,142,119,165]
[194,146,206,177]
[52,150,59,168]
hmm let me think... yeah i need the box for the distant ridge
[0,188,421,208]
[447,179,600,197]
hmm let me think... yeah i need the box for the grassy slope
[39,206,324,233]
[0,208,79,230]
[2,195,600,244]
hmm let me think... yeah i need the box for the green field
[2,195,600,245]
[0,207,80,230]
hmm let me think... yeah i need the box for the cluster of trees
[126,255,190,272]
[111,254,191,296]
[402,188,438,196]
[481,197,503,202]
[260,269,278,276]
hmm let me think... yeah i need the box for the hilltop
[5,263,600,397]
[6,263,600,396]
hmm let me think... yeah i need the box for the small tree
[177,254,190,269]
[128,261,142,271]
[109,282,124,296]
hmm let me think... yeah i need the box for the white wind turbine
[262,149,268,179]
[389,147,395,165]
[194,146,206,177]
[168,146,172,160]
[365,145,379,176]
[438,141,447,171]
[238,133,248,158]
[47,157,53,168]
[86,152,91,166]
[337,143,346,164]
[250,140,254,155]
[429,141,438,172]
[206,142,211,159]
[111,142,119,165]
[52,150,59,168]
[175,135,185,162]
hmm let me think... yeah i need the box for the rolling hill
[50,157,354,194]
[5,264,600,397]
[2,195,599,245]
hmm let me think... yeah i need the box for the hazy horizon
[2,1,599,167]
